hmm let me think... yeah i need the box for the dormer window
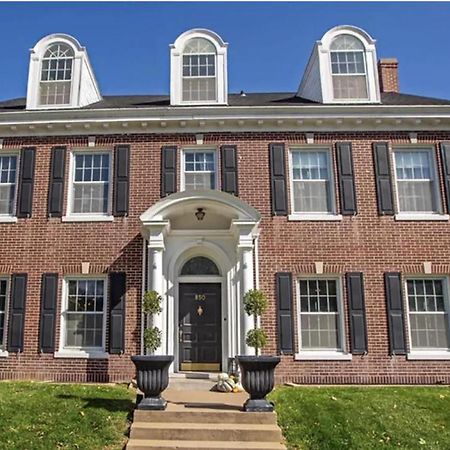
[298,25,380,104]
[40,43,74,106]
[171,29,228,106]
[330,35,368,100]
[182,38,217,102]
[26,34,101,110]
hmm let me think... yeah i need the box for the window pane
[292,151,332,213]
[72,153,110,214]
[184,173,215,190]
[182,77,217,102]
[332,75,368,99]
[184,152,216,190]
[0,155,17,215]
[65,279,105,349]
[299,279,341,351]
[407,279,450,350]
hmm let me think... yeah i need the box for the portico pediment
[140,190,261,234]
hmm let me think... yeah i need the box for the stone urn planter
[131,355,174,410]
[236,355,280,412]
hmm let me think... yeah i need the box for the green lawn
[0,381,134,450]
[270,386,450,450]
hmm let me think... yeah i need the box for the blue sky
[1,2,450,101]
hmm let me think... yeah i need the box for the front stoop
[126,400,287,450]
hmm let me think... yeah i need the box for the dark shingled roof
[1,91,450,112]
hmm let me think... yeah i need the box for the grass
[0,381,135,450]
[270,386,450,450]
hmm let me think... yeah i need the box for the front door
[179,283,221,371]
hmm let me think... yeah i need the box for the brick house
[0,25,450,384]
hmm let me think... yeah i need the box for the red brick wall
[1,131,450,384]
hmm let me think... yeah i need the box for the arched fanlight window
[182,38,217,102]
[180,256,220,276]
[39,43,74,106]
[330,35,368,100]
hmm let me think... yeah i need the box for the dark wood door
[179,283,221,371]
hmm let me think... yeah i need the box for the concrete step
[133,410,277,424]
[168,378,216,391]
[126,439,286,449]
[130,422,283,442]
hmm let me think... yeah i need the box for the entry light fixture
[195,207,205,221]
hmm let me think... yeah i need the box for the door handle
[179,328,183,343]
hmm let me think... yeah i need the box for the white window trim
[392,146,444,218]
[404,276,450,358]
[180,147,218,191]
[288,146,340,219]
[0,276,9,356]
[63,148,114,222]
[294,275,351,360]
[0,151,20,221]
[56,275,108,358]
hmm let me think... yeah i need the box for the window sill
[407,351,450,360]
[0,216,17,223]
[394,214,449,222]
[295,351,352,361]
[54,350,109,359]
[62,215,114,223]
[0,350,9,358]
[288,214,343,222]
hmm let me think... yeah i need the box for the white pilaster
[144,221,170,355]
[231,220,259,356]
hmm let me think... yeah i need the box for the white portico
[140,190,260,372]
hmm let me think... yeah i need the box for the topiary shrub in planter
[236,289,280,412]
[131,290,174,411]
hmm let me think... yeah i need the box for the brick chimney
[378,58,399,93]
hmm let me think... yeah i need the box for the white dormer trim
[170,28,228,106]
[299,25,380,104]
[26,33,102,110]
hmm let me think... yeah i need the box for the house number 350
[195,294,206,301]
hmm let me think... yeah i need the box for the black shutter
[276,272,294,354]
[48,146,66,217]
[373,142,394,215]
[269,143,288,215]
[336,142,357,215]
[7,274,27,352]
[440,142,450,213]
[346,272,368,354]
[17,147,36,218]
[39,273,58,353]
[109,272,126,354]
[113,145,130,216]
[384,272,407,355]
[221,145,238,195]
[161,146,177,197]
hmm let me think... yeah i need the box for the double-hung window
[182,150,217,190]
[0,279,8,351]
[296,278,349,359]
[393,149,441,215]
[69,152,111,217]
[60,278,106,356]
[290,149,336,216]
[0,155,18,218]
[406,278,450,356]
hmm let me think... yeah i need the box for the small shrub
[246,328,267,354]
[142,290,162,315]
[143,327,162,353]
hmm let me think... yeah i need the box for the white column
[145,221,169,356]
[241,245,255,356]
